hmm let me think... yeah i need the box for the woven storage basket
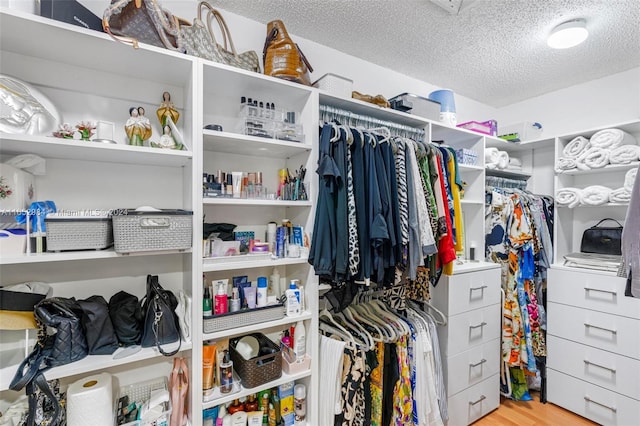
[112,209,192,254]
[45,213,113,251]
[118,376,171,426]
[230,333,282,389]
[203,303,285,334]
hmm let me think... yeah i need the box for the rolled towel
[609,187,631,203]
[562,136,590,159]
[497,151,509,169]
[556,187,582,208]
[485,147,499,169]
[581,185,612,206]
[589,128,637,150]
[576,147,610,171]
[609,145,640,165]
[625,168,638,192]
[555,157,577,172]
[508,157,522,168]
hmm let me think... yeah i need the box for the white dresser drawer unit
[430,267,501,316]
[547,335,640,399]
[439,303,501,357]
[548,369,640,426]
[547,302,640,359]
[548,268,640,320]
[443,338,501,397]
[446,374,500,426]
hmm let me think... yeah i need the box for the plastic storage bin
[112,209,192,254]
[312,73,353,98]
[230,333,282,389]
[0,228,27,256]
[203,303,285,334]
[117,377,171,426]
[389,93,441,121]
[498,121,543,142]
[45,213,113,252]
[457,120,497,136]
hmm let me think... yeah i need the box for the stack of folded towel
[485,147,512,170]
[555,167,638,207]
[555,129,639,173]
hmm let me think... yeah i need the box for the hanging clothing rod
[319,104,426,141]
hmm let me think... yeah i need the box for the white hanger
[335,310,372,350]
[319,308,356,345]
[368,126,391,144]
[355,302,396,342]
[347,305,384,343]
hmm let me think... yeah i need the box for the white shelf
[556,162,640,176]
[203,311,313,342]
[203,256,309,272]
[0,341,192,392]
[485,168,531,180]
[0,248,192,265]
[202,368,312,409]
[451,260,500,274]
[458,164,484,172]
[0,134,192,167]
[203,198,312,207]
[485,136,555,152]
[203,130,312,158]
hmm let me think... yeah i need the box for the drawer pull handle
[469,358,487,368]
[469,395,486,406]
[584,396,617,413]
[584,360,616,374]
[469,321,487,330]
[470,285,488,292]
[584,323,617,335]
[584,287,617,296]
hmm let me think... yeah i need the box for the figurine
[137,106,152,142]
[151,124,184,150]
[124,107,143,146]
[0,75,59,135]
[156,91,180,127]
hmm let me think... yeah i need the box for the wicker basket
[112,209,192,254]
[203,303,285,334]
[45,213,113,252]
[230,333,282,389]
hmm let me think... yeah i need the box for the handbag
[77,295,119,355]
[263,20,314,85]
[580,218,623,255]
[9,298,88,426]
[140,274,182,356]
[103,0,187,52]
[169,357,189,426]
[109,291,143,346]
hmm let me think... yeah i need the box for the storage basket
[456,148,479,166]
[312,73,353,98]
[45,213,113,252]
[117,377,171,426]
[230,333,282,389]
[203,303,285,334]
[112,209,192,254]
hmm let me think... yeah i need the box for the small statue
[156,91,180,127]
[137,106,152,142]
[151,124,184,150]
[124,106,151,146]
[0,75,59,135]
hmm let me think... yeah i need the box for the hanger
[368,126,391,144]
[355,300,397,341]
[408,300,447,326]
[335,309,373,350]
[340,124,354,145]
[319,308,357,345]
[369,299,411,336]
[346,305,384,343]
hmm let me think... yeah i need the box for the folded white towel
[625,168,638,192]
[509,157,522,168]
[581,185,612,205]
[609,187,631,203]
[497,151,509,169]
[555,157,577,172]
[590,128,637,150]
[562,136,590,159]
[576,147,610,170]
[609,145,640,165]
[485,147,500,169]
[556,187,582,208]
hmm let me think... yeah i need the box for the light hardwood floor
[474,393,598,426]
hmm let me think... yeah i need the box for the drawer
[430,267,501,316]
[548,302,640,359]
[548,335,640,399]
[548,268,640,319]
[444,338,500,397]
[548,369,640,426]
[438,304,501,357]
[447,374,499,426]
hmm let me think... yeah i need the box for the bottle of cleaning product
[256,276,268,308]
[293,320,306,361]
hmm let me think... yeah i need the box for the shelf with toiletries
[203,256,309,273]
[203,130,312,158]
[203,311,313,342]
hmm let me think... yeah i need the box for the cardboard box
[40,0,103,32]
[279,381,294,423]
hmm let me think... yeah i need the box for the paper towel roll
[66,372,114,426]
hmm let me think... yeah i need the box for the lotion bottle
[293,320,306,361]
[269,267,281,298]
[230,287,241,312]
[256,277,268,307]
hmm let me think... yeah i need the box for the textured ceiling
[208,0,640,107]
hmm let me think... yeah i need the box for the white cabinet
[429,264,502,425]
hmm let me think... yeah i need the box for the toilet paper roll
[66,372,114,426]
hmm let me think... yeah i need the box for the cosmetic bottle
[214,279,229,315]
[270,388,282,424]
[203,282,212,317]
[281,330,291,348]
[294,384,306,425]
[219,350,233,393]
[285,281,300,316]
[226,174,234,198]
[269,267,281,298]
[245,394,259,412]
[293,320,306,361]
[256,277,268,308]
[228,399,244,415]
[230,287,241,312]
[216,404,226,426]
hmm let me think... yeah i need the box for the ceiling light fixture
[547,19,589,49]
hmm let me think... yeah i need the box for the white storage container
[0,228,27,256]
[498,121,543,142]
[389,93,441,121]
[112,209,193,254]
[312,73,353,98]
[45,213,113,252]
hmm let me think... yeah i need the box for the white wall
[496,67,640,137]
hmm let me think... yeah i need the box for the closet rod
[319,104,425,141]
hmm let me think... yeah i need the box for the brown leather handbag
[263,20,313,86]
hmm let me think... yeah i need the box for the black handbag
[580,218,623,255]
[10,297,88,426]
[109,291,143,346]
[140,274,181,356]
[77,295,119,355]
